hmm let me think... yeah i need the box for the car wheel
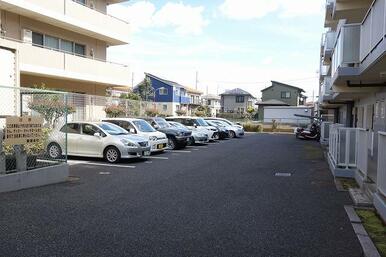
[213,133,220,140]
[229,131,236,138]
[167,138,177,150]
[47,143,62,159]
[104,146,121,163]
[187,137,195,146]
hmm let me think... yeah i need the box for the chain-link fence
[0,85,68,175]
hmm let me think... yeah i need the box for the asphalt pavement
[0,133,362,257]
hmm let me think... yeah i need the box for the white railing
[377,132,386,197]
[324,31,336,56]
[331,24,361,77]
[329,125,358,169]
[320,122,333,144]
[360,0,386,62]
[357,129,368,177]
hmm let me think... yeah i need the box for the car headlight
[121,139,137,147]
[177,132,183,136]
[149,136,157,141]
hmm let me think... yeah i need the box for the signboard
[4,116,44,145]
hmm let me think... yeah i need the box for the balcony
[325,0,336,28]
[323,31,336,63]
[17,41,130,86]
[180,96,191,105]
[333,0,372,23]
[0,0,130,45]
[331,24,360,81]
[320,77,333,103]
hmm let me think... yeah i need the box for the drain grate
[275,172,292,177]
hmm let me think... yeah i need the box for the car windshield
[170,122,186,129]
[212,120,227,127]
[99,123,129,135]
[196,118,209,126]
[133,120,156,132]
[155,118,170,128]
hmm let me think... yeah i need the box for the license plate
[157,144,165,149]
[144,151,151,156]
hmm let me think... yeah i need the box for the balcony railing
[360,0,386,62]
[320,121,333,144]
[0,0,130,44]
[331,24,361,77]
[323,31,336,58]
[377,132,386,196]
[329,125,358,169]
[357,129,369,177]
[0,35,131,86]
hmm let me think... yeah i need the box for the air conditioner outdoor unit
[22,29,32,44]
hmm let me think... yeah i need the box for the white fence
[320,122,333,144]
[357,129,368,177]
[329,125,358,169]
[377,132,386,197]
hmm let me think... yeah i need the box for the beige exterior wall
[2,11,107,60]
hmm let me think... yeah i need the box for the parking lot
[0,133,362,257]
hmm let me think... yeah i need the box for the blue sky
[108,0,325,99]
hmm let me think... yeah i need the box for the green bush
[243,123,262,132]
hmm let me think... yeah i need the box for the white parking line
[146,156,169,160]
[68,160,135,169]
[165,150,192,153]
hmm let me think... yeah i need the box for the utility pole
[131,72,134,90]
[195,71,198,90]
[217,84,219,95]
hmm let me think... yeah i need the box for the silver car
[204,118,244,138]
[47,122,151,163]
[168,121,209,145]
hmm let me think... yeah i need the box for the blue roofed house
[141,73,191,116]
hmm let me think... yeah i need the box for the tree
[28,94,75,128]
[120,91,141,101]
[195,105,210,117]
[136,77,154,101]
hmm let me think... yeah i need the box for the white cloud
[261,56,274,65]
[108,1,208,35]
[219,0,323,20]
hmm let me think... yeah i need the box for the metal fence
[0,85,68,174]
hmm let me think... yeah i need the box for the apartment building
[319,0,386,221]
[0,0,130,96]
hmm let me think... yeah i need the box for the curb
[344,205,381,257]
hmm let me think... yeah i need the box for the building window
[281,91,291,99]
[44,35,60,50]
[159,88,168,95]
[207,100,212,105]
[60,39,74,53]
[32,32,43,46]
[236,96,245,103]
[73,0,86,5]
[75,43,86,56]
[163,104,168,111]
[174,88,180,96]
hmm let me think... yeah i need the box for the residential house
[202,94,221,117]
[256,81,306,120]
[140,73,190,116]
[319,0,386,221]
[220,88,255,114]
[185,87,203,116]
[0,0,131,120]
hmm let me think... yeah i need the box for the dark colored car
[206,120,230,140]
[143,117,192,150]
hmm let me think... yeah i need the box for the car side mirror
[129,128,136,134]
[193,123,198,128]
[236,122,241,125]
[94,132,101,137]
[153,124,159,129]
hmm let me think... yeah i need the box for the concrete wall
[263,106,313,125]
[262,84,301,106]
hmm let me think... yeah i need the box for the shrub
[104,104,127,118]
[145,108,159,117]
[176,109,187,116]
[243,123,262,132]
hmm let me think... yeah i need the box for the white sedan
[103,118,168,153]
[47,122,151,163]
